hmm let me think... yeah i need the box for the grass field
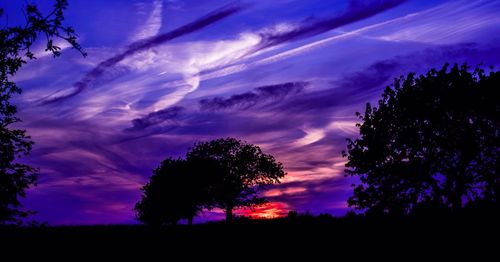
[1,214,498,255]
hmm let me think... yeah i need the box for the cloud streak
[185,0,412,86]
[41,2,245,104]
[199,82,307,111]
[129,0,164,42]
[11,0,500,224]
[252,0,407,52]
[128,106,185,131]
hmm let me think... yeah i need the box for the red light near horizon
[235,202,289,219]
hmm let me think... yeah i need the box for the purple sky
[5,0,500,224]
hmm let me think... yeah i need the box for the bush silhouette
[343,63,500,216]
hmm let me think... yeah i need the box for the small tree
[135,157,221,226]
[0,0,85,224]
[135,158,190,226]
[343,63,500,216]
[186,138,286,222]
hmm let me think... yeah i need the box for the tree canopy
[186,138,286,222]
[135,138,286,225]
[0,0,85,224]
[135,157,222,226]
[343,63,500,216]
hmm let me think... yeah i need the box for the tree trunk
[187,216,193,226]
[225,207,233,223]
[451,188,463,214]
[452,167,465,214]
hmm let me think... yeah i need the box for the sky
[4,0,500,224]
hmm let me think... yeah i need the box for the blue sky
[5,0,500,224]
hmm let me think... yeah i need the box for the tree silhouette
[135,158,189,226]
[0,0,85,224]
[343,63,500,216]
[186,138,286,222]
[135,157,222,226]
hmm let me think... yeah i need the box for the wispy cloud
[199,82,307,111]
[13,0,500,224]
[373,0,500,43]
[129,0,164,42]
[252,0,408,52]
[39,0,408,107]
[40,2,245,104]
[128,106,185,131]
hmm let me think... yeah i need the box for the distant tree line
[134,138,286,225]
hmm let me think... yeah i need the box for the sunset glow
[2,0,500,224]
[236,202,290,219]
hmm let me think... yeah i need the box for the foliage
[135,157,223,226]
[186,138,286,222]
[0,0,85,224]
[136,138,286,225]
[343,63,500,215]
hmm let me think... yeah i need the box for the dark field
[2,215,498,256]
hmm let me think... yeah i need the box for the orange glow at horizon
[235,202,290,219]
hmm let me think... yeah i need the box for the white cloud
[294,128,325,146]
[372,0,500,44]
[129,0,163,41]
[293,120,357,147]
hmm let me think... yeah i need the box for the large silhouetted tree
[0,1,85,224]
[343,63,500,216]
[187,138,286,222]
[135,157,222,226]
